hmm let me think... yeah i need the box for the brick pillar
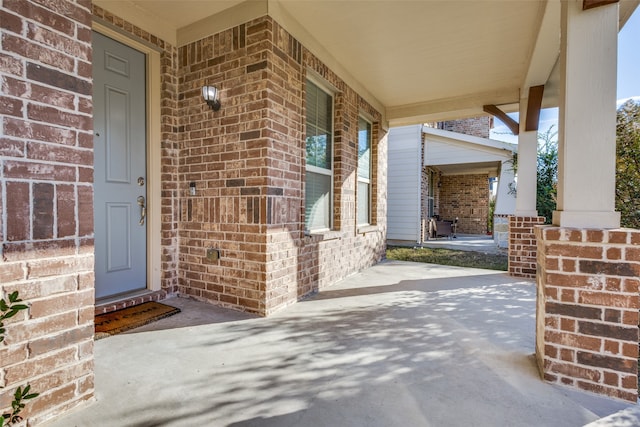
[535,227,639,402]
[509,215,545,278]
[0,0,95,424]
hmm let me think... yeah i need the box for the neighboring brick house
[387,118,516,244]
[0,1,386,423]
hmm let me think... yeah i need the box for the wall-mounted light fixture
[202,85,221,111]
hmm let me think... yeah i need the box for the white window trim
[305,77,335,233]
[357,116,373,227]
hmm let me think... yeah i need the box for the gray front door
[93,32,147,299]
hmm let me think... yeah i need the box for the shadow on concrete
[46,261,631,427]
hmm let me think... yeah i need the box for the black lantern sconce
[202,85,221,111]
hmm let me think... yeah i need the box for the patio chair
[434,220,452,239]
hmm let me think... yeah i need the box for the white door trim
[92,21,162,292]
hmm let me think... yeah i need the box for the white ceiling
[94,0,639,125]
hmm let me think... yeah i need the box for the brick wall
[0,0,95,423]
[535,226,640,402]
[436,116,493,138]
[177,17,386,315]
[439,174,489,234]
[509,215,545,278]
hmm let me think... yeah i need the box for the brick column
[535,227,639,402]
[0,1,95,424]
[509,215,545,278]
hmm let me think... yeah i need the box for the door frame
[92,20,162,293]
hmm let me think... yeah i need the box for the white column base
[514,210,538,217]
[552,210,621,229]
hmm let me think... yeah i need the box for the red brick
[4,0,76,35]
[33,182,54,239]
[543,229,561,241]
[0,344,28,367]
[586,230,604,243]
[27,103,91,131]
[0,9,23,34]
[3,240,75,262]
[544,330,601,351]
[29,360,93,397]
[604,339,620,354]
[2,275,77,300]
[0,95,23,117]
[630,231,640,245]
[57,184,76,237]
[26,62,91,95]
[577,351,636,374]
[562,259,576,272]
[0,52,24,76]
[560,289,575,303]
[560,318,576,332]
[622,310,639,326]
[27,22,90,60]
[578,292,639,310]
[27,255,93,279]
[27,141,92,166]
[6,310,77,344]
[28,324,93,356]
[2,33,75,72]
[6,181,30,241]
[622,374,637,390]
[603,371,619,386]
[4,160,76,181]
[0,137,26,157]
[30,288,93,318]
[622,342,639,358]
[77,185,93,236]
[3,117,77,145]
[606,247,622,260]
[608,230,629,244]
[4,347,76,385]
[0,262,25,282]
[545,344,558,358]
[548,361,600,382]
[560,348,575,361]
[577,380,637,402]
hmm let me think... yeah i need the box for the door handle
[137,196,146,226]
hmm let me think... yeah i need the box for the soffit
[93,0,638,126]
[435,161,502,178]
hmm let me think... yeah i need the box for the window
[357,117,372,226]
[305,80,333,231]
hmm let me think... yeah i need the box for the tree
[615,100,640,228]
[536,125,558,224]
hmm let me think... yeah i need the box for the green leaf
[0,300,8,311]
[14,387,22,400]
[0,336,4,344]
[21,385,31,397]
[24,393,39,400]
[8,291,19,303]
[10,304,27,311]
[3,310,20,320]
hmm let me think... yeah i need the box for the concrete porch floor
[44,260,636,427]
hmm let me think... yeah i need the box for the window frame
[357,116,373,227]
[304,77,335,233]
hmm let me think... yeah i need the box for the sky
[490,6,640,143]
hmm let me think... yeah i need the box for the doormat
[95,301,180,339]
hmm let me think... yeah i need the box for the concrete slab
[44,261,632,427]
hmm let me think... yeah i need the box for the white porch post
[553,0,620,228]
[536,1,638,403]
[515,95,538,217]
